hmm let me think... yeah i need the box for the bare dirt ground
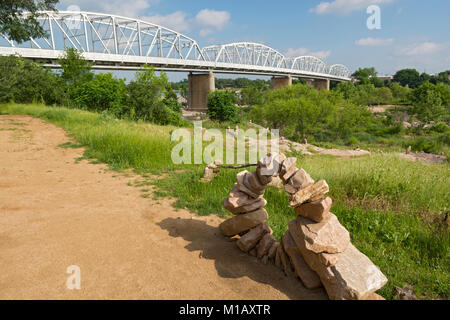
[0,115,327,300]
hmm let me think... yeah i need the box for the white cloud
[310,0,394,15]
[58,0,158,18]
[355,37,394,46]
[143,11,189,32]
[285,48,331,60]
[58,2,231,37]
[395,41,447,56]
[195,9,231,37]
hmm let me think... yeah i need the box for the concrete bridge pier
[188,72,215,111]
[270,76,292,90]
[313,79,330,91]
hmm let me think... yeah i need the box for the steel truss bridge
[0,11,351,81]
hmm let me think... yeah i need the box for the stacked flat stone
[219,153,285,263]
[201,160,222,182]
[219,153,388,300]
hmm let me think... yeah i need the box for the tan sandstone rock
[256,167,273,185]
[284,168,315,194]
[280,157,297,180]
[281,230,322,289]
[227,184,263,208]
[288,220,387,300]
[278,244,295,276]
[258,153,285,177]
[223,197,267,215]
[256,233,276,258]
[275,246,282,267]
[289,180,329,208]
[237,223,271,252]
[201,167,216,182]
[297,213,350,254]
[289,220,339,268]
[219,208,268,237]
[294,197,332,222]
[268,241,279,259]
[244,171,267,194]
[237,171,263,198]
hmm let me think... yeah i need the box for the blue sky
[58,0,450,80]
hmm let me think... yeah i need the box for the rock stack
[219,153,388,300]
[201,160,222,182]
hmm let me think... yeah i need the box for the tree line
[0,49,185,126]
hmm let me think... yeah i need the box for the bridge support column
[270,76,292,90]
[313,79,330,91]
[188,72,215,112]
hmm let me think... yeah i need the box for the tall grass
[1,103,449,299]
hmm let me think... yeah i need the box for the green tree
[58,48,93,86]
[207,90,238,122]
[72,73,127,115]
[127,66,184,125]
[352,67,377,84]
[240,85,266,106]
[0,55,61,104]
[0,0,58,43]
[163,85,182,113]
[335,81,358,100]
[389,82,411,103]
[411,82,449,123]
[393,69,421,88]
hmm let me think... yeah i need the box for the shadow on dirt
[157,217,327,300]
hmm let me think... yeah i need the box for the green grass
[1,103,448,300]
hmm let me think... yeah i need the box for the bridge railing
[0,11,351,79]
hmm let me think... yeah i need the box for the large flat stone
[297,213,350,254]
[282,167,298,183]
[256,167,273,185]
[281,230,322,289]
[244,171,267,194]
[219,208,268,237]
[223,197,267,215]
[280,157,297,180]
[227,184,263,208]
[237,171,263,198]
[289,180,329,208]
[289,219,387,300]
[294,197,332,222]
[289,220,339,268]
[236,223,271,252]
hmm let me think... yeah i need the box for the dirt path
[0,115,326,300]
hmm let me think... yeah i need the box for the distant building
[377,75,394,83]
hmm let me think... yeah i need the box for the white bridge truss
[0,11,351,81]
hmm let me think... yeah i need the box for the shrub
[411,82,449,123]
[0,55,62,104]
[207,90,238,122]
[72,73,127,115]
[127,66,184,126]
